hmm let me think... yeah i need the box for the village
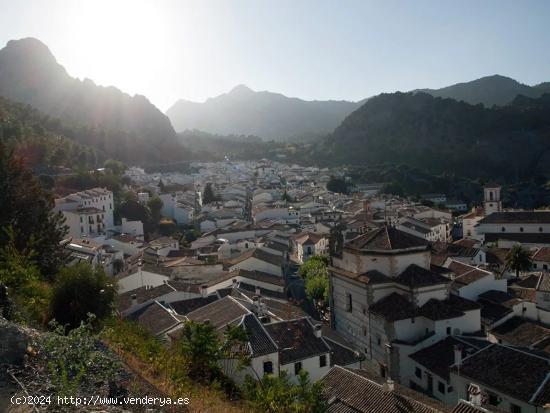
[49,159,550,413]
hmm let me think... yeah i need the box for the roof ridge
[530,371,550,404]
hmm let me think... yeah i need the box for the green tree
[506,244,533,278]
[147,196,164,223]
[298,256,328,279]
[243,370,327,413]
[0,144,68,279]
[326,176,348,194]
[178,320,249,384]
[305,275,329,304]
[50,263,116,330]
[103,159,127,175]
[202,183,219,204]
[299,256,330,312]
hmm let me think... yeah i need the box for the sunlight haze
[1,0,549,110]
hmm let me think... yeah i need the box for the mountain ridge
[0,37,184,163]
[415,74,550,107]
[166,85,362,141]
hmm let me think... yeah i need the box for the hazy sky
[1,0,549,111]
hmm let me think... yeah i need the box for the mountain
[0,38,184,163]
[318,92,550,182]
[166,85,362,141]
[416,75,550,107]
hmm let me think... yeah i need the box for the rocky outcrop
[0,317,29,365]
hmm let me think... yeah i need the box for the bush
[50,263,116,330]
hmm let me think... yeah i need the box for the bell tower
[483,185,502,215]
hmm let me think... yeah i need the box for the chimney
[313,324,322,338]
[130,294,137,307]
[383,379,395,392]
[454,345,463,367]
[201,284,208,298]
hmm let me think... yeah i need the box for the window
[520,227,524,232]
[501,227,506,232]
[446,327,451,335]
[534,263,538,269]
[438,381,445,394]
[102,205,105,211]
[110,203,112,209]
[80,226,84,233]
[540,227,544,232]
[510,404,522,413]
[490,191,494,201]
[376,335,382,346]
[79,216,83,223]
[294,362,302,375]
[415,368,422,379]
[545,264,548,271]
[319,354,327,368]
[263,361,273,375]
[488,393,499,406]
[346,293,353,312]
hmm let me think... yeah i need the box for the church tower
[483,184,502,215]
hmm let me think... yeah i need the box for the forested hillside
[0,38,186,163]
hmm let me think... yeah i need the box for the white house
[54,188,114,238]
[290,232,328,264]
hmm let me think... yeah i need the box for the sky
[1,0,549,111]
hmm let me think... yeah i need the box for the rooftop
[451,344,550,405]
[321,366,451,413]
[346,226,430,254]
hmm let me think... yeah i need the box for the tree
[299,256,330,312]
[0,144,68,279]
[103,159,127,175]
[298,256,328,279]
[177,320,248,384]
[506,244,533,278]
[243,370,327,413]
[50,263,116,330]
[326,176,348,194]
[203,183,219,204]
[118,199,151,224]
[147,196,164,223]
[305,275,329,303]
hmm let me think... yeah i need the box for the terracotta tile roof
[451,344,550,405]
[533,247,550,263]
[126,301,181,336]
[484,233,550,244]
[477,290,521,308]
[536,273,550,293]
[264,318,330,364]
[479,211,550,224]
[169,296,219,315]
[410,336,489,381]
[346,226,430,253]
[117,283,175,313]
[240,313,278,356]
[419,295,480,321]
[227,248,283,267]
[369,293,417,321]
[321,366,451,413]
[329,266,393,286]
[186,296,250,329]
[490,317,550,349]
[395,264,449,288]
